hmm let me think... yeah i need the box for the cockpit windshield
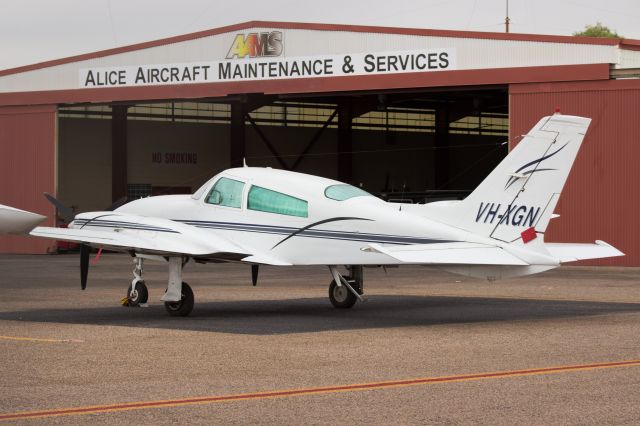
[324,184,373,201]
[205,177,244,208]
[191,177,216,200]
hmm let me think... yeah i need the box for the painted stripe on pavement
[1,359,638,421]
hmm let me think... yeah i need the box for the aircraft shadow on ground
[1,295,639,335]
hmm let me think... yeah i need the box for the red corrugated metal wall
[510,79,640,266]
[0,105,57,253]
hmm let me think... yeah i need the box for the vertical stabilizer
[423,114,591,244]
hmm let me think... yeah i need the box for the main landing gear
[328,265,364,309]
[122,255,195,317]
[164,281,194,317]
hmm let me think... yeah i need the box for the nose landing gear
[122,257,148,307]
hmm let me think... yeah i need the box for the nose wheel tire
[329,279,357,309]
[164,282,194,317]
[126,281,148,307]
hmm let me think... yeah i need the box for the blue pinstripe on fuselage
[72,218,453,246]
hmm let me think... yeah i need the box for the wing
[366,242,528,265]
[30,212,291,265]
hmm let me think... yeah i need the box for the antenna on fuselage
[243,157,248,167]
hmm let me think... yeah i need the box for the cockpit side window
[247,186,308,217]
[325,184,372,201]
[205,177,245,208]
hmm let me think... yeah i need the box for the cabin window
[324,184,372,201]
[248,186,308,218]
[205,177,244,208]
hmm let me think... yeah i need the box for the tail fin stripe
[513,142,567,175]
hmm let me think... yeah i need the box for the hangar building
[1,21,639,265]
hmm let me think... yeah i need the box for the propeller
[44,193,128,223]
[44,192,75,223]
[251,265,259,286]
[42,194,125,291]
[80,244,90,290]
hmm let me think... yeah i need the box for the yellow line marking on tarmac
[1,359,639,421]
[0,335,83,343]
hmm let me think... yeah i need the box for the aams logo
[476,202,540,227]
[226,31,283,59]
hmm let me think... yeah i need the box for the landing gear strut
[328,266,364,309]
[122,255,195,316]
[161,257,194,317]
[123,257,148,307]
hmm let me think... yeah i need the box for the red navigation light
[554,106,561,114]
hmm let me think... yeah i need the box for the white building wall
[617,49,640,68]
[0,26,622,94]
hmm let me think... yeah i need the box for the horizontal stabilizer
[545,240,624,263]
[367,242,528,265]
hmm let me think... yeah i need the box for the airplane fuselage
[108,168,470,265]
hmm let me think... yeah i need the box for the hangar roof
[0,21,639,107]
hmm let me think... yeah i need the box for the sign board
[79,31,456,88]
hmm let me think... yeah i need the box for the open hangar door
[57,103,232,214]
[55,85,508,216]
[236,86,509,203]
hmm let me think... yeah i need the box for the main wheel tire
[329,279,357,309]
[126,281,148,307]
[164,282,194,317]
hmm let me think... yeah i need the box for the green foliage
[573,22,621,38]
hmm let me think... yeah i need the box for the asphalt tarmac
[0,254,639,424]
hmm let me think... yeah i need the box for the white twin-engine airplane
[21,114,622,316]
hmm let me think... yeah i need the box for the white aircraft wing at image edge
[0,204,46,234]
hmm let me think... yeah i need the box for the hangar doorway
[56,86,508,213]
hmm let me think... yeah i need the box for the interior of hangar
[56,86,509,213]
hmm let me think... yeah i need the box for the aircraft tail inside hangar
[0,21,639,265]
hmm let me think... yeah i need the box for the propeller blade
[43,193,75,223]
[251,265,259,286]
[80,244,90,290]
